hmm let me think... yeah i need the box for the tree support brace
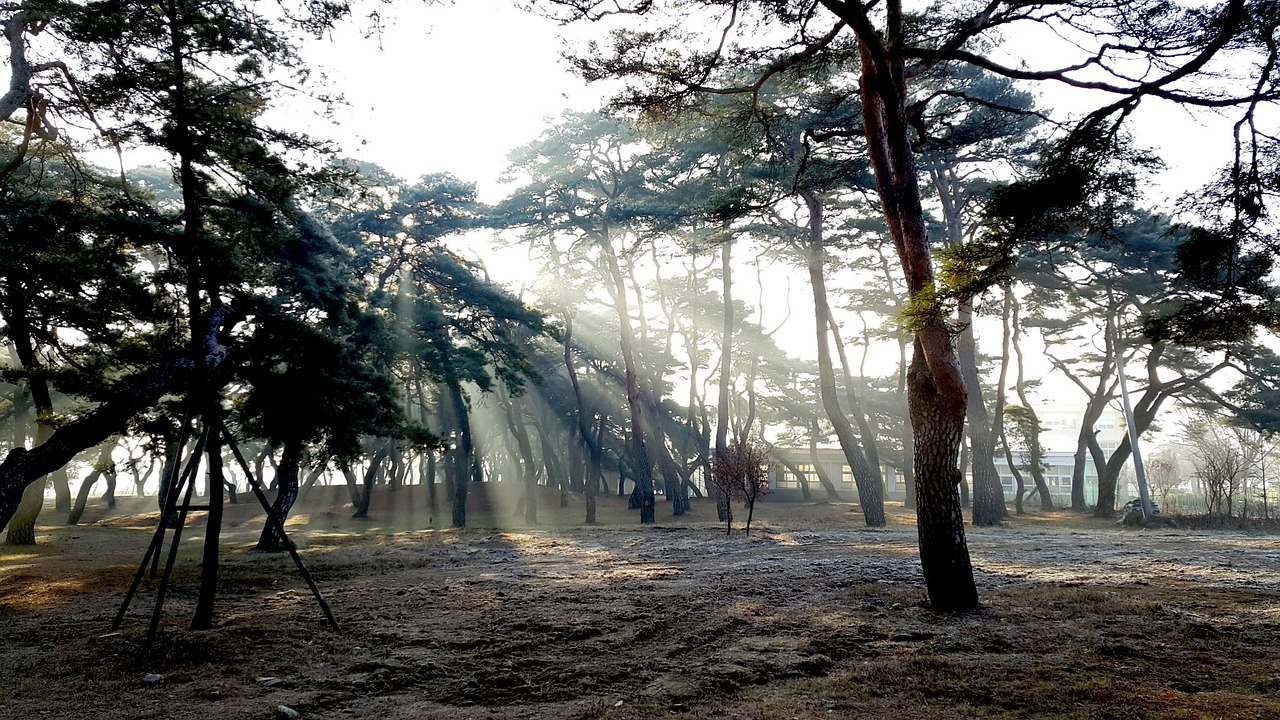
[111,408,339,649]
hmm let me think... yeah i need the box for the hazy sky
[297,2,1241,205]
[285,1,1249,402]
[299,0,610,202]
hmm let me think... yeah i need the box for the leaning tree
[536,0,1280,609]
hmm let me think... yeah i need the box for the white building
[995,404,1130,506]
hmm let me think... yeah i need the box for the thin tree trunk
[500,386,539,523]
[803,192,883,525]
[896,336,917,509]
[1001,436,1028,515]
[829,314,883,487]
[447,384,472,528]
[1007,288,1054,510]
[958,300,1006,526]
[714,234,733,522]
[67,442,116,525]
[601,240,656,524]
[257,437,302,551]
[353,442,389,519]
[133,456,155,498]
[565,318,604,524]
[808,418,842,501]
[191,421,223,630]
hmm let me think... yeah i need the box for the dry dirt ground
[2,485,1279,720]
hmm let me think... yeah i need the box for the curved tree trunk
[803,192,884,525]
[770,451,813,501]
[1001,436,1028,515]
[601,239,656,524]
[1094,343,1185,517]
[829,315,884,487]
[256,437,302,551]
[958,300,1006,526]
[67,442,116,525]
[808,418,843,501]
[353,441,390,520]
[5,417,50,545]
[3,304,58,540]
[1005,289,1054,510]
[5,480,42,545]
[132,457,155,498]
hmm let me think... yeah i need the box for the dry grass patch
[1,490,1277,719]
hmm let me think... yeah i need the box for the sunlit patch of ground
[0,487,1277,719]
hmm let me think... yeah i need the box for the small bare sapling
[710,440,771,535]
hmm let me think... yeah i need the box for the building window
[776,464,813,489]
[795,464,814,487]
[840,465,855,489]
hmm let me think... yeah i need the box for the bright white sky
[297,0,610,203]
[295,1,1244,207]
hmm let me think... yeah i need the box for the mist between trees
[1,0,1278,615]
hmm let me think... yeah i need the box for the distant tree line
[2,0,1278,614]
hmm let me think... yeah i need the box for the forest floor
[2,484,1279,720]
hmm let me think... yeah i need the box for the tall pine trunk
[447,384,473,528]
[1008,289,1054,511]
[958,300,1007,526]
[851,19,978,608]
[564,318,602,524]
[601,239,655,524]
[829,315,884,489]
[907,340,978,609]
[803,192,884,524]
[713,235,733,522]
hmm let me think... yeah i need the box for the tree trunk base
[4,482,44,546]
